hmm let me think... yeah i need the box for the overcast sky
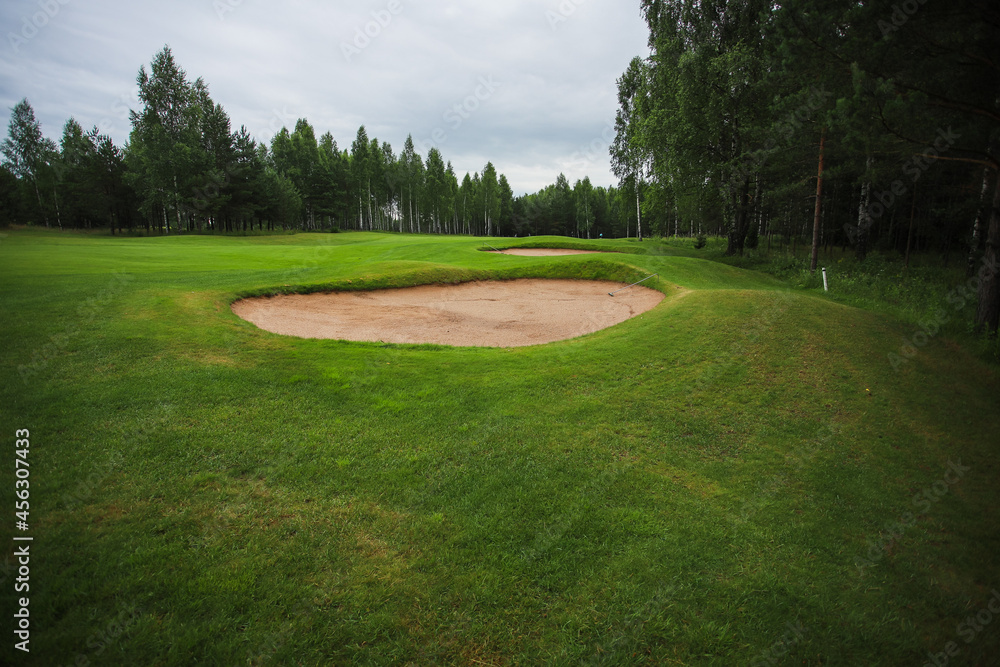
[0,1,650,195]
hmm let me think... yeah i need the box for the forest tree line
[0,46,644,239]
[610,0,1000,330]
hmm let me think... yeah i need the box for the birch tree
[1,98,57,227]
[127,46,203,234]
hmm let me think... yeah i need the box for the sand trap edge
[231,278,666,348]
[483,247,612,257]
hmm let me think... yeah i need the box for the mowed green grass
[1,230,998,665]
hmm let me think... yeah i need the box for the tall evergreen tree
[481,162,499,236]
[58,118,99,228]
[227,126,262,231]
[458,172,475,235]
[399,136,422,233]
[498,174,514,236]
[424,148,448,233]
[317,131,349,228]
[574,177,594,238]
[350,126,372,230]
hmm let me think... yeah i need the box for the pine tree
[350,126,372,230]
[481,162,499,237]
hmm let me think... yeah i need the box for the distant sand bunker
[232,279,663,347]
[495,248,602,256]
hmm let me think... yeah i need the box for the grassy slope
[1,230,997,665]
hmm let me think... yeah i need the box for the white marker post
[822,267,829,292]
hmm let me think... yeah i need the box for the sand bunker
[232,279,664,347]
[495,248,602,256]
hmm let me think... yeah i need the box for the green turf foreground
[1,230,998,665]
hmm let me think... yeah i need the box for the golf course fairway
[1,230,997,665]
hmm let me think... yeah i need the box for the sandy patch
[232,279,664,347]
[494,248,603,256]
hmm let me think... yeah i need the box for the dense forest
[611,0,999,330]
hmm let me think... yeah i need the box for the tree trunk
[757,183,765,241]
[856,156,873,261]
[367,179,373,230]
[51,185,63,230]
[974,169,1000,335]
[810,129,825,272]
[635,175,642,241]
[968,167,990,277]
[825,181,837,256]
[173,174,182,234]
[31,178,49,227]
[904,190,917,273]
[725,177,751,256]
